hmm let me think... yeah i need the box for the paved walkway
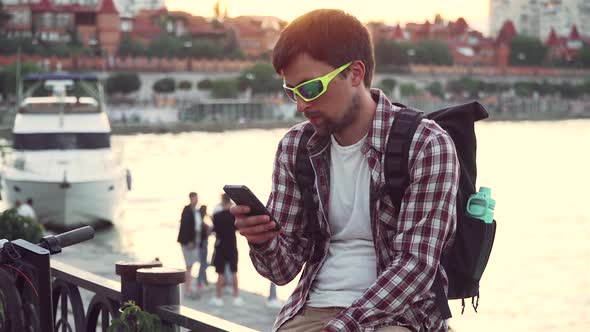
[181,285,281,331]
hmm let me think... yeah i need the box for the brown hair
[272,9,375,87]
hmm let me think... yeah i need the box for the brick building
[3,0,121,55]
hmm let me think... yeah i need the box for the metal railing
[0,227,257,332]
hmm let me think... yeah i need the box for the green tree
[578,78,590,96]
[210,78,239,98]
[399,83,421,97]
[577,45,590,68]
[0,70,5,99]
[415,40,453,65]
[152,78,176,94]
[3,61,43,96]
[513,81,535,97]
[557,82,580,99]
[147,35,184,58]
[197,78,212,90]
[177,80,192,90]
[374,40,409,67]
[118,33,148,57]
[105,73,141,95]
[185,39,225,59]
[509,35,547,66]
[238,62,282,95]
[426,81,445,99]
[447,77,481,98]
[378,78,397,94]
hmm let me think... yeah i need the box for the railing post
[137,267,185,331]
[115,261,162,306]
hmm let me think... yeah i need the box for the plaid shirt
[250,89,459,332]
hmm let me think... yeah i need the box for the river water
[9,119,590,331]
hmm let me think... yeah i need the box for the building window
[10,10,30,25]
[121,20,132,32]
[41,13,54,29]
[56,14,71,28]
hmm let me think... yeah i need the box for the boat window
[13,133,110,150]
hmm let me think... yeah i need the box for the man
[209,193,243,306]
[212,192,233,286]
[177,192,208,297]
[230,9,459,332]
[17,198,37,221]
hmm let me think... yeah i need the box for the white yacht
[1,73,130,230]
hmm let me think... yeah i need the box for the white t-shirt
[17,203,36,219]
[194,209,203,246]
[307,134,377,308]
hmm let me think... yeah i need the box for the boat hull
[2,176,127,231]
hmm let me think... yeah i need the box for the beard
[312,93,361,137]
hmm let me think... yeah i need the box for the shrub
[197,79,212,90]
[177,80,192,90]
[105,73,141,95]
[152,78,175,94]
[0,208,44,243]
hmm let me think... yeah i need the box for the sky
[165,0,491,35]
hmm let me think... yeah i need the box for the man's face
[191,195,198,205]
[282,53,360,137]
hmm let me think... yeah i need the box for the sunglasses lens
[298,80,323,101]
[283,87,296,102]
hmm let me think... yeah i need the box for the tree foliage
[378,78,397,93]
[197,79,212,90]
[374,40,409,67]
[152,78,176,94]
[577,45,590,68]
[414,40,453,65]
[117,33,147,57]
[426,81,445,99]
[210,78,239,98]
[509,35,547,66]
[399,83,421,97]
[177,80,192,90]
[2,61,43,96]
[105,73,141,95]
[238,62,282,95]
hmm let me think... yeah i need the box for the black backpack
[295,101,497,318]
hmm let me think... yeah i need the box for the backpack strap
[383,107,452,320]
[381,107,424,209]
[294,125,322,264]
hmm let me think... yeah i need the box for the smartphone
[222,185,281,231]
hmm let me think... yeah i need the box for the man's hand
[185,241,195,249]
[230,205,280,244]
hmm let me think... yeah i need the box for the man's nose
[296,96,311,113]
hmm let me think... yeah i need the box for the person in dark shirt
[177,192,199,297]
[209,193,243,306]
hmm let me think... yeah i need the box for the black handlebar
[39,226,95,254]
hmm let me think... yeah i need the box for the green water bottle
[466,187,495,224]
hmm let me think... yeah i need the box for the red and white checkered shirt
[250,89,459,332]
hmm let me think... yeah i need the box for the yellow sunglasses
[282,62,352,102]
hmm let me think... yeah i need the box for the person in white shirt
[17,198,37,221]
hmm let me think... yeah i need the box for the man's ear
[349,60,366,88]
